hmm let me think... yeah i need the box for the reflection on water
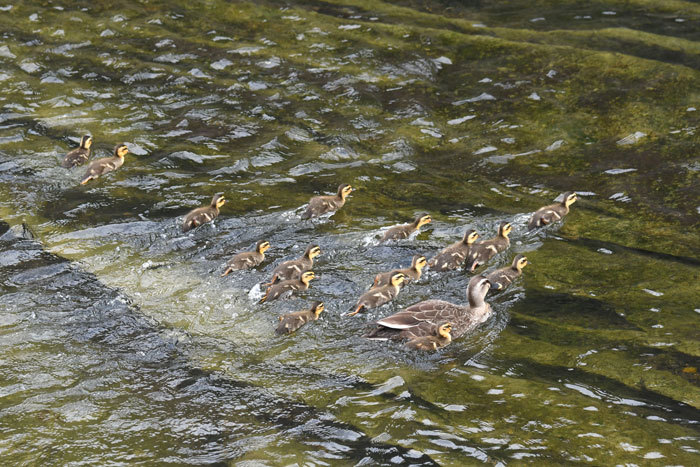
[1,0,699,464]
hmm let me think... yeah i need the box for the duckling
[182,194,225,232]
[62,135,92,168]
[406,322,452,351]
[528,191,577,230]
[80,143,128,184]
[222,240,271,276]
[348,272,404,316]
[260,270,315,303]
[485,254,528,292]
[380,213,432,243]
[276,301,325,335]
[373,255,427,288]
[465,222,512,272]
[428,229,479,272]
[301,184,353,219]
[267,244,321,285]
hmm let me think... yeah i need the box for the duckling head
[513,254,528,272]
[463,229,479,244]
[390,272,405,287]
[304,244,321,259]
[412,255,428,271]
[114,143,129,158]
[437,322,452,338]
[301,270,315,284]
[256,240,271,254]
[312,301,325,317]
[563,191,577,207]
[414,213,432,228]
[499,221,512,238]
[80,135,93,149]
[337,183,353,199]
[211,193,226,208]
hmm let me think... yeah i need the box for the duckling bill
[301,184,353,220]
[80,143,128,184]
[276,301,325,335]
[528,191,577,230]
[62,135,92,168]
[222,240,270,275]
[380,213,431,243]
[182,194,225,232]
[260,271,315,303]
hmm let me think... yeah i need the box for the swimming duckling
[406,322,452,351]
[80,143,128,184]
[380,213,432,243]
[528,191,577,230]
[373,255,427,288]
[182,194,225,232]
[222,240,270,276]
[260,270,315,303]
[349,272,404,316]
[485,254,528,292]
[267,244,321,285]
[465,222,512,271]
[62,135,92,168]
[301,184,353,219]
[276,301,325,335]
[428,229,479,272]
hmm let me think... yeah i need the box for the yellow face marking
[416,257,427,268]
[468,232,479,243]
[302,271,315,281]
[118,147,129,157]
[85,138,93,148]
[315,303,325,314]
[217,198,226,208]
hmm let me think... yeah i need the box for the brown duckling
[260,270,315,303]
[528,191,577,230]
[465,222,512,271]
[406,322,452,351]
[485,254,529,292]
[222,240,271,276]
[348,272,404,316]
[62,135,92,168]
[428,229,479,272]
[80,143,128,184]
[276,301,325,335]
[380,213,432,243]
[267,244,321,285]
[373,255,427,288]
[182,194,225,232]
[301,183,353,219]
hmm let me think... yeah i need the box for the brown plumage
[380,213,431,243]
[62,135,92,168]
[182,194,225,232]
[222,240,270,276]
[528,191,577,230]
[267,244,321,284]
[363,276,492,340]
[373,255,427,288]
[260,271,315,303]
[301,184,353,219]
[465,222,512,272]
[80,143,127,184]
[276,301,325,335]
[406,322,452,351]
[428,229,479,272]
[348,272,405,316]
[485,254,528,292]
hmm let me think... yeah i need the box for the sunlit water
[1,0,699,464]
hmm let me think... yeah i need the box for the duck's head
[114,143,129,158]
[301,270,315,284]
[311,301,325,317]
[562,191,577,207]
[436,322,452,339]
[390,272,406,287]
[468,275,492,304]
[463,229,479,245]
[337,183,353,199]
[414,213,432,229]
[256,240,271,254]
[498,221,513,238]
[513,254,528,272]
[80,135,93,149]
[412,255,428,272]
[211,193,226,208]
[305,244,322,259]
